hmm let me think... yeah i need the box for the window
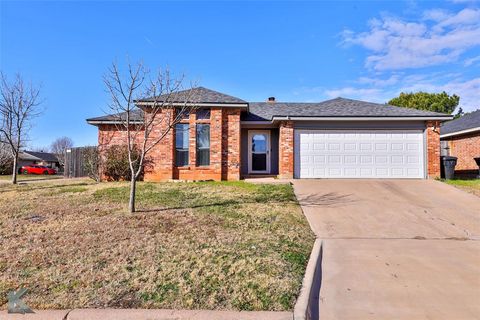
[196,124,210,166]
[196,108,211,120]
[175,123,189,166]
[177,108,190,120]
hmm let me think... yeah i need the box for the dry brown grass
[0,179,314,311]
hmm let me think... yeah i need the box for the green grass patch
[444,178,480,187]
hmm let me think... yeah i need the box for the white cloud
[464,55,480,66]
[342,8,480,70]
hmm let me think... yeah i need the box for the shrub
[103,145,145,181]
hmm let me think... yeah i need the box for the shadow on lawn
[138,197,297,212]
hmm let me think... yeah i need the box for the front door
[248,130,271,174]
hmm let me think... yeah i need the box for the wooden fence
[64,146,96,178]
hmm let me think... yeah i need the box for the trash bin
[441,156,457,179]
[474,157,480,178]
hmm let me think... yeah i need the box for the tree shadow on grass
[138,197,297,213]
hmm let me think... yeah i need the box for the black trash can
[474,157,480,178]
[441,156,457,179]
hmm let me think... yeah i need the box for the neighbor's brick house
[87,87,452,181]
[440,109,480,174]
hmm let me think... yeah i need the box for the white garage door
[294,130,425,179]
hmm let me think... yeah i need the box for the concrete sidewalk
[293,179,480,320]
[0,309,292,320]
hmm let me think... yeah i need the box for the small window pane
[177,109,190,120]
[175,124,189,166]
[196,124,210,166]
[196,109,211,120]
[175,124,189,149]
[176,150,189,167]
[197,149,210,166]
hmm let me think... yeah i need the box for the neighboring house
[87,87,452,181]
[18,151,60,170]
[440,109,480,174]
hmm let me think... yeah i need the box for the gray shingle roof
[441,109,480,135]
[88,91,452,125]
[86,109,144,123]
[242,98,451,121]
[22,151,59,162]
[138,86,247,105]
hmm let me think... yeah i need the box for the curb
[293,238,323,320]
[0,309,292,320]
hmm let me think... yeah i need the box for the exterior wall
[444,132,480,172]
[97,107,243,181]
[426,120,441,178]
[170,108,223,181]
[278,120,294,178]
[97,124,145,180]
[240,128,279,176]
[221,108,242,180]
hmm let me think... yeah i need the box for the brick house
[87,87,452,181]
[440,109,480,175]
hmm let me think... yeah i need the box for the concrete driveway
[293,179,480,320]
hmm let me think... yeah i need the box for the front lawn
[0,174,62,181]
[443,178,480,197]
[0,179,314,311]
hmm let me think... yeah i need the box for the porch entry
[248,130,271,174]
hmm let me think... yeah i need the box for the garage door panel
[295,129,425,179]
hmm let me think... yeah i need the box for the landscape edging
[293,238,323,320]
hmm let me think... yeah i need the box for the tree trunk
[129,177,136,213]
[11,154,18,184]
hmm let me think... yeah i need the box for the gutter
[135,102,249,108]
[440,126,480,138]
[271,116,453,122]
[86,120,144,125]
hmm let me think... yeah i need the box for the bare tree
[103,61,198,213]
[0,73,42,184]
[50,136,74,167]
[82,146,100,182]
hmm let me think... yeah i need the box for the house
[87,87,452,181]
[440,109,480,175]
[18,150,60,169]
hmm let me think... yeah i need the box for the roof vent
[267,97,276,103]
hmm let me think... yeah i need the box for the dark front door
[248,130,270,174]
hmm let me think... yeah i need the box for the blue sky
[1,0,479,148]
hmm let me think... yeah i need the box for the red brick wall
[222,108,241,180]
[426,120,441,178]
[97,107,242,181]
[171,108,223,181]
[143,108,175,181]
[278,120,294,178]
[446,133,480,171]
[97,124,144,180]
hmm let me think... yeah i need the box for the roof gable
[138,86,247,105]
